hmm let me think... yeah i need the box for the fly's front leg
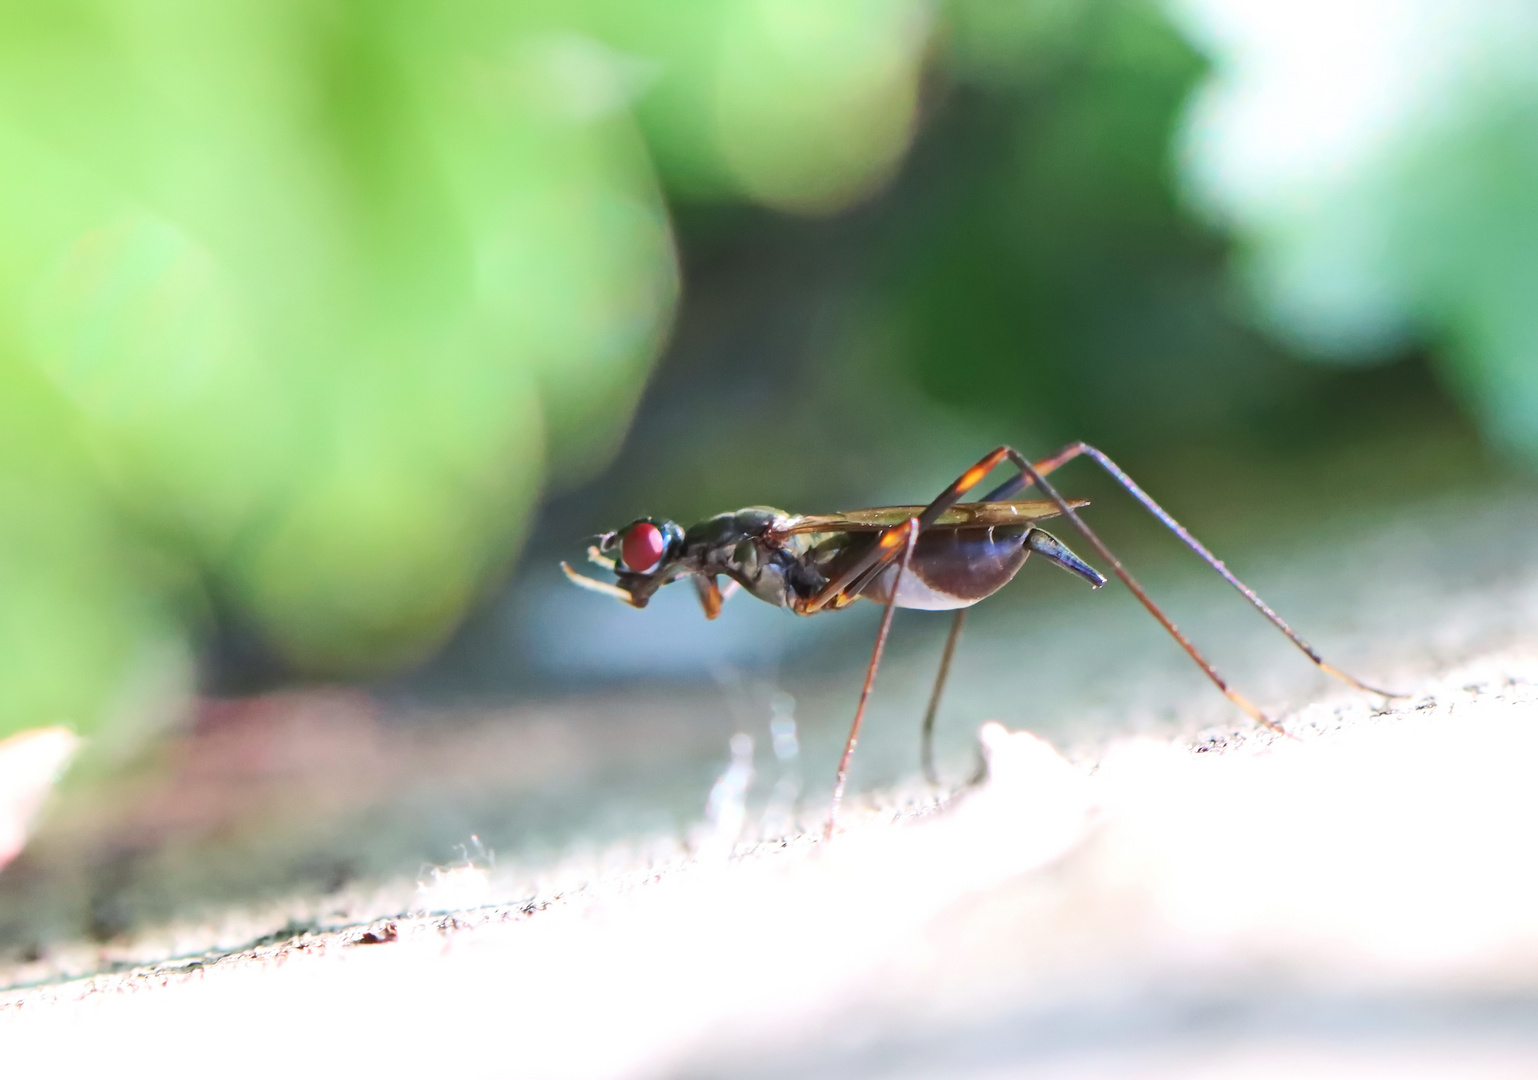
[691,574,741,620]
[693,574,726,620]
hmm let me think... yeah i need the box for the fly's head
[562,518,688,608]
[601,518,690,606]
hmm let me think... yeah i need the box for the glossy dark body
[679,507,827,608]
[665,509,1086,612]
[672,508,1040,611]
[823,525,1034,610]
[585,499,1100,615]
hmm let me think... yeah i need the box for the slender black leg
[825,518,918,841]
[919,609,966,787]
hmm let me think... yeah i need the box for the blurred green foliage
[0,0,1532,746]
[0,0,933,739]
[1171,1,1538,460]
[882,0,1237,444]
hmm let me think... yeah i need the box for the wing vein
[775,498,1089,535]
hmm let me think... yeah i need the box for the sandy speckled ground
[4,478,1538,1077]
[5,656,1538,1078]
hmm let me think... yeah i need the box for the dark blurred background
[1,0,1534,959]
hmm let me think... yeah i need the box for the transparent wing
[775,498,1088,535]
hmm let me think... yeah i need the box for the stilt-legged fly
[563,444,1398,839]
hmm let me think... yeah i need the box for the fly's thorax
[682,507,817,608]
[681,507,787,546]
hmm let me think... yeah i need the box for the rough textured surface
[4,477,1538,1076]
[5,657,1538,1078]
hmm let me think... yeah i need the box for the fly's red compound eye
[621,522,666,573]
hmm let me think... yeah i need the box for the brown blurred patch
[0,681,742,967]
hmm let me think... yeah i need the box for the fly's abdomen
[865,526,1031,610]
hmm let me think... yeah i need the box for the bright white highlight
[0,726,78,868]
[697,733,756,858]
[1169,0,1538,355]
[9,665,1538,1076]
[414,837,494,914]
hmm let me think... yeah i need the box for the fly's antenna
[586,544,617,571]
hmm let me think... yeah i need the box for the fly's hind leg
[996,444,1405,733]
[984,443,1408,698]
[839,444,1286,734]
[982,444,1401,700]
